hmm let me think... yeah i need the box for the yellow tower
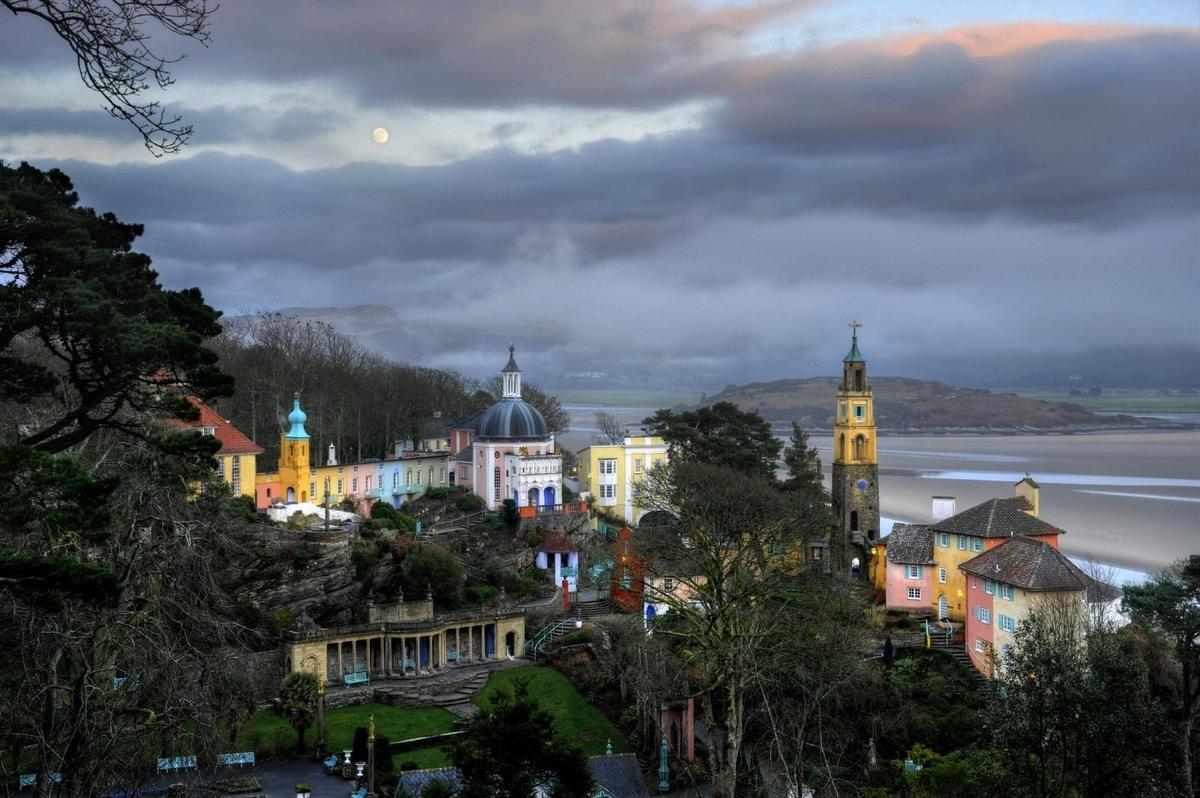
[831,322,880,559]
[278,392,312,504]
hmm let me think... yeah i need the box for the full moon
[371,127,389,144]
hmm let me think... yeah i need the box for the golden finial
[368,714,376,742]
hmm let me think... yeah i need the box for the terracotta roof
[541,530,577,553]
[930,497,1064,539]
[164,397,263,455]
[882,524,934,565]
[960,537,1089,591]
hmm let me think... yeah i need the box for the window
[366,476,372,492]
[973,538,983,552]
[939,568,947,584]
[1001,644,1014,662]
[230,456,240,495]
[811,546,823,561]
[200,425,217,436]
[854,404,865,420]
[310,481,316,496]
[440,467,446,484]
[984,579,995,596]
[907,587,922,600]
[1000,615,1017,633]
[352,478,358,492]
[975,639,986,653]
[977,607,991,624]
[600,484,616,499]
[663,577,674,592]
[937,532,949,547]
[392,472,399,490]
[493,467,500,495]
[407,469,413,485]
[1000,584,1014,601]
[958,535,967,550]
[839,402,847,419]
[850,510,859,531]
[336,479,343,494]
[905,565,923,579]
[600,459,617,475]
[634,457,644,474]
[416,470,422,486]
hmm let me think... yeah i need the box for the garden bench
[18,774,35,790]
[446,651,457,662]
[349,788,367,798]
[156,755,197,774]
[323,754,340,773]
[217,751,255,767]
[343,663,369,687]
[401,657,416,671]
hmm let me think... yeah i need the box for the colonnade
[323,622,503,684]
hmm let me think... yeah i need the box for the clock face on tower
[856,478,869,491]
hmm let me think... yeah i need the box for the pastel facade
[877,478,1064,622]
[577,435,668,524]
[165,397,263,500]
[255,396,451,510]
[961,536,1088,675]
[450,347,563,510]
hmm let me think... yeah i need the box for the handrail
[524,619,576,659]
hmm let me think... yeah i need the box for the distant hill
[700,377,1168,432]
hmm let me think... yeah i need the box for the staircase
[525,619,578,659]
[575,598,611,620]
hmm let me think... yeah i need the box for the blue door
[419,637,430,668]
[543,486,555,506]
[485,625,495,658]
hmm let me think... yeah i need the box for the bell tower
[279,392,311,503]
[831,322,879,561]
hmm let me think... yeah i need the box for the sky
[1,1,1198,390]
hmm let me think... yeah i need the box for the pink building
[882,523,934,612]
[961,536,1089,676]
[448,346,563,510]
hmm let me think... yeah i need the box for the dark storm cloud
[0,104,344,144]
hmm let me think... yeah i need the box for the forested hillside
[209,314,567,469]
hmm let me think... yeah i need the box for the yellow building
[165,397,262,501]
[283,591,525,686]
[578,435,668,524]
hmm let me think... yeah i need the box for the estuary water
[562,404,1199,578]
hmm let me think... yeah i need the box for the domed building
[450,346,563,510]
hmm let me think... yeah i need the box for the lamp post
[315,679,326,756]
[367,713,376,797]
[658,737,670,793]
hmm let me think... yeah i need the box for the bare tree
[1,0,215,155]
[593,410,627,444]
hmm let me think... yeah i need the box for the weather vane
[849,320,863,337]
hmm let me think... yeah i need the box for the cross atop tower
[848,320,863,338]
[844,322,865,363]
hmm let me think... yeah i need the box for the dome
[286,393,310,439]
[475,398,550,442]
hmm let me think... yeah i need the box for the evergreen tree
[781,421,821,491]
[642,402,782,480]
[450,679,592,798]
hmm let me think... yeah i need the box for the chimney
[1015,474,1040,517]
[931,496,956,523]
[326,442,337,466]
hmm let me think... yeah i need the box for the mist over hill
[242,306,1200,395]
[697,377,1171,433]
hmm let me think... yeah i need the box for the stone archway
[505,631,516,657]
[528,488,540,507]
[287,487,296,503]
[543,486,555,506]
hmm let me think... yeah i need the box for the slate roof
[960,537,1089,591]
[163,397,263,456]
[589,753,650,798]
[395,767,461,794]
[881,524,934,565]
[930,497,1065,539]
[455,446,474,464]
[449,407,486,432]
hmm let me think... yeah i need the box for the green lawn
[238,702,456,760]
[473,666,630,756]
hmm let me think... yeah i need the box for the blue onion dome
[476,398,550,442]
[287,391,310,439]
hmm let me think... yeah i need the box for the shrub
[454,493,483,513]
[500,498,520,529]
[401,544,463,606]
[351,726,369,763]
[371,502,399,525]
[374,735,394,774]
[422,778,456,798]
[424,486,463,500]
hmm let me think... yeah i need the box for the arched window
[529,488,540,507]
[839,434,846,461]
[854,435,867,460]
[850,510,859,531]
